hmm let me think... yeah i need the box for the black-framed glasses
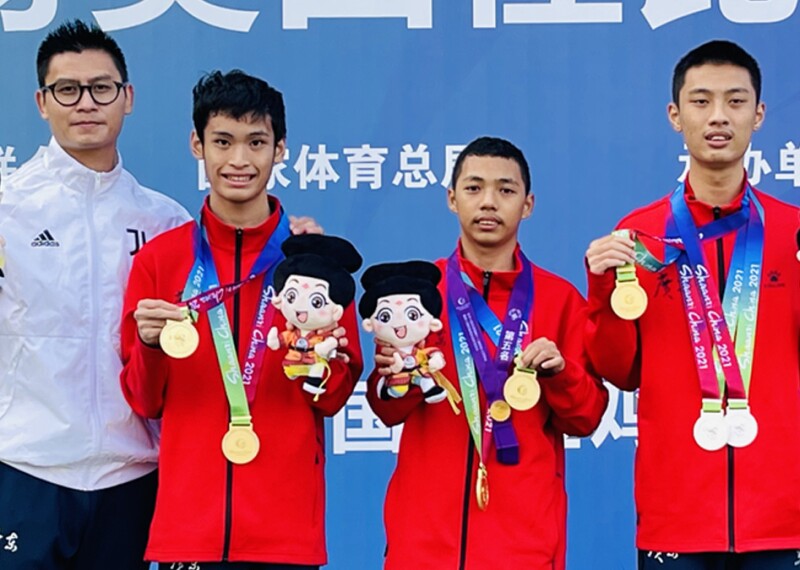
[42,80,126,107]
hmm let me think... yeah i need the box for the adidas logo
[31,229,60,247]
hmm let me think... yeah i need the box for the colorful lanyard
[446,251,533,472]
[667,184,764,449]
[628,208,749,272]
[181,211,290,421]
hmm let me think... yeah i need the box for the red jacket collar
[200,195,283,255]
[684,171,747,224]
[455,241,524,292]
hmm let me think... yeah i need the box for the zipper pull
[482,271,492,298]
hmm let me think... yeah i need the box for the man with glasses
[0,21,323,569]
[0,20,190,569]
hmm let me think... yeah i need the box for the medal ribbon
[446,250,533,466]
[669,184,763,411]
[625,210,749,273]
[181,211,290,415]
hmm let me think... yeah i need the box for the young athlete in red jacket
[368,137,608,570]
[120,70,363,569]
[585,41,800,569]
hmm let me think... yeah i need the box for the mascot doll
[267,234,361,397]
[359,260,460,412]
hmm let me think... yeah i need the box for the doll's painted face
[363,293,442,348]
[273,275,343,330]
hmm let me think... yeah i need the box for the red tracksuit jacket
[585,176,800,553]
[368,246,608,570]
[120,199,362,564]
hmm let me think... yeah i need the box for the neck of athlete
[209,193,271,229]
[460,236,517,272]
[687,164,745,207]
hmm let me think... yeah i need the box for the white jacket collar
[42,137,124,192]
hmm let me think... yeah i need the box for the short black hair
[273,235,362,307]
[450,136,531,195]
[672,40,761,104]
[192,70,286,144]
[359,261,442,320]
[37,20,128,87]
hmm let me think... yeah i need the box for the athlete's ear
[522,193,533,219]
[667,102,682,133]
[447,187,458,214]
[753,101,766,132]
[190,130,204,160]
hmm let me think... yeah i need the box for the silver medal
[693,411,728,452]
[724,407,758,448]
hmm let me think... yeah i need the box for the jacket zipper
[222,228,244,561]
[712,206,735,553]
[87,173,103,456]
[457,270,492,570]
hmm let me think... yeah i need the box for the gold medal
[503,368,540,411]
[221,425,260,464]
[488,400,511,422]
[160,317,199,359]
[610,280,648,320]
[476,463,489,511]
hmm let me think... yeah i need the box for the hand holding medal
[133,299,198,358]
[160,307,199,359]
[609,230,648,320]
[503,355,541,412]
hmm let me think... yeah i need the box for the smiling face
[363,293,442,348]
[273,274,343,331]
[667,63,765,174]
[191,112,285,225]
[35,49,132,171]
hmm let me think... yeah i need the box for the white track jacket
[0,138,190,490]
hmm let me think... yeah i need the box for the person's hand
[328,325,350,363]
[289,216,323,235]
[374,341,397,377]
[518,337,565,376]
[389,352,404,375]
[134,299,184,347]
[585,233,635,276]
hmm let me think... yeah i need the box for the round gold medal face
[222,425,260,464]
[503,371,541,411]
[610,281,648,320]
[488,400,512,422]
[160,318,200,359]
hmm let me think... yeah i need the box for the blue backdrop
[1,1,798,568]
